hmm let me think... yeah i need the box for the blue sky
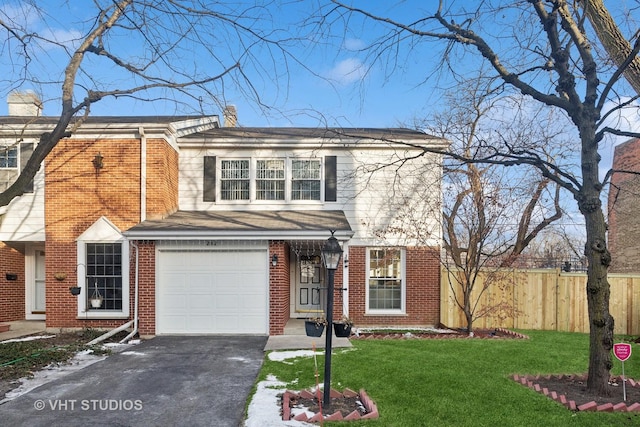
[0,0,442,129]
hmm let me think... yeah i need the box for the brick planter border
[513,374,640,412]
[282,388,379,422]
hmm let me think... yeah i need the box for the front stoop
[513,374,640,412]
[282,388,379,422]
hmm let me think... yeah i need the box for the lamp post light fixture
[320,231,343,407]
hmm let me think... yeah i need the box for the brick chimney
[223,105,237,127]
[7,91,43,116]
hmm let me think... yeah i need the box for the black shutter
[203,156,216,202]
[324,156,337,202]
[20,143,34,193]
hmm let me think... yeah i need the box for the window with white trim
[76,217,129,319]
[208,157,330,203]
[86,243,122,310]
[367,248,405,313]
[291,159,321,200]
[0,146,18,168]
[256,159,285,200]
[221,159,250,200]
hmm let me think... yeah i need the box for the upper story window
[256,159,285,200]
[204,156,336,203]
[292,160,321,200]
[0,146,18,168]
[221,160,250,200]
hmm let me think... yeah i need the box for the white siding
[177,144,442,247]
[0,167,45,242]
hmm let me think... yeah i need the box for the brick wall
[136,241,156,336]
[146,139,179,219]
[608,138,640,273]
[269,241,290,334]
[347,246,440,327]
[0,242,25,322]
[45,137,175,330]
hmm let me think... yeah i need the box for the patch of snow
[267,350,317,364]
[0,351,107,404]
[228,356,250,363]
[0,335,55,344]
[243,374,313,427]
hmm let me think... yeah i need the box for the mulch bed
[515,374,640,412]
[351,328,529,340]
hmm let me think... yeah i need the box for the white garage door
[157,249,268,334]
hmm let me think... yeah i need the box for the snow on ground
[244,349,325,426]
[0,335,55,344]
[0,350,108,404]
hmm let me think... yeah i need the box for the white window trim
[76,218,130,319]
[365,247,406,315]
[216,157,324,204]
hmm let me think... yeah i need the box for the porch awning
[124,210,353,241]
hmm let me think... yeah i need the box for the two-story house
[0,93,447,336]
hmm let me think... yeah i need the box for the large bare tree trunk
[578,124,615,395]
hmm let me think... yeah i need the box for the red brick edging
[513,374,640,412]
[282,388,379,422]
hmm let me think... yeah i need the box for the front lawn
[258,331,640,426]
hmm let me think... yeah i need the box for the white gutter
[120,241,140,343]
[139,127,146,223]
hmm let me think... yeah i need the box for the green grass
[260,330,640,426]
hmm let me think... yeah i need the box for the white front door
[33,249,46,312]
[295,255,324,315]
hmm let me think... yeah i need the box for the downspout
[138,127,147,223]
[120,241,139,343]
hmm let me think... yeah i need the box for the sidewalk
[0,320,46,341]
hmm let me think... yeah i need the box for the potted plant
[333,315,354,337]
[69,286,81,296]
[304,316,327,337]
[89,283,103,308]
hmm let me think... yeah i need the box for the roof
[0,115,209,125]
[124,210,353,241]
[188,127,439,140]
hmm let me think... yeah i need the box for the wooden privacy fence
[440,268,640,335]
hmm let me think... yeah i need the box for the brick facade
[0,242,25,322]
[347,246,440,328]
[608,138,640,273]
[44,137,175,330]
[269,241,290,334]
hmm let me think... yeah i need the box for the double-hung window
[291,160,321,200]
[206,157,333,203]
[221,160,250,200]
[367,248,405,313]
[0,146,18,168]
[256,159,285,200]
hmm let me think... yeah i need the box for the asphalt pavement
[0,336,267,427]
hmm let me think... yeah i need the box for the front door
[33,249,46,313]
[295,255,324,315]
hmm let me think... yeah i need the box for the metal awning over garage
[124,210,353,240]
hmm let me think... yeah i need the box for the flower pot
[69,287,81,296]
[333,323,352,337]
[305,320,325,337]
[90,298,103,308]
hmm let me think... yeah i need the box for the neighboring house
[0,94,447,336]
[608,137,640,273]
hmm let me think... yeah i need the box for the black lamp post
[321,231,343,406]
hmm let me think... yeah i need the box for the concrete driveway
[0,336,267,427]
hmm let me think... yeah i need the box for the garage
[156,248,269,334]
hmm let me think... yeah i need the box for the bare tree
[321,0,640,395]
[418,80,565,335]
[0,0,300,207]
